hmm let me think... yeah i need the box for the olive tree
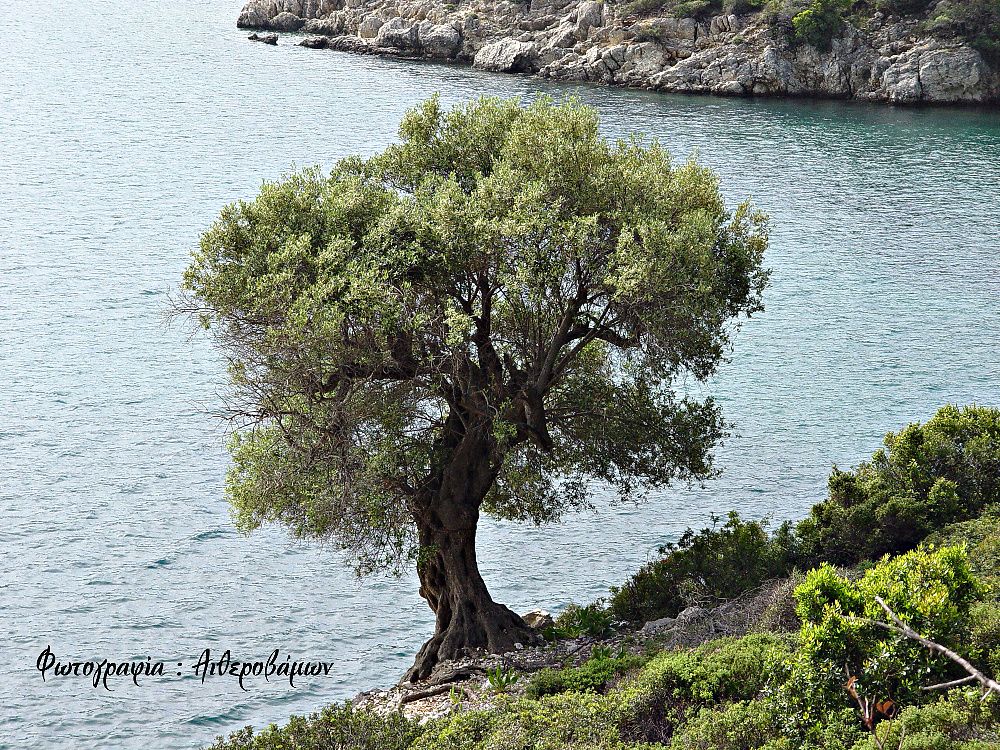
[180,96,769,680]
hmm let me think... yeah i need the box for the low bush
[526,649,647,699]
[796,405,1000,567]
[417,692,636,750]
[927,507,1000,595]
[850,689,1000,750]
[924,0,1000,64]
[206,704,422,750]
[874,0,931,15]
[608,513,797,626]
[788,546,982,728]
[620,633,793,741]
[665,699,786,750]
[791,0,849,50]
[619,0,765,19]
[605,406,1000,638]
[970,603,1000,679]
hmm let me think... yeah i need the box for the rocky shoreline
[349,578,797,722]
[237,0,999,104]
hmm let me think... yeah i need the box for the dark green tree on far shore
[179,95,769,680]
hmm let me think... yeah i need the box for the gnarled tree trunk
[405,427,540,682]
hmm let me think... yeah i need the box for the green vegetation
[543,603,616,640]
[486,666,520,693]
[181,93,768,680]
[790,0,849,51]
[205,705,422,750]
[608,512,795,625]
[611,405,1000,626]
[925,0,1000,63]
[201,399,1000,750]
[207,545,999,750]
[526,647,647,698]
[621,0,762,20]
[615,0,1000,63]
[797,405,1000,566]
[788,546,982,725]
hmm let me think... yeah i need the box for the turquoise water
[1,1,998,748]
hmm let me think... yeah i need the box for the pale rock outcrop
[303,16,344,34]
[521,610,555,629]
[235,0,1000,104]
[270,11,305,31]
[299,35,329,47]
[375,17,420,49]
[420,22,463,57]
[575,1,604,40]
[358,16,384,39]
[474,38,539,73]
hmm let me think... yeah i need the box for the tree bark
[405,430,540,682]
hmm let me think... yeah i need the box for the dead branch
[864,596,1000,697]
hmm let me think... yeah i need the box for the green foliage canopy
[181,95,769,576]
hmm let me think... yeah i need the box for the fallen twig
[399,683,471,705]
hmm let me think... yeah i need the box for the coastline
[236,0,1000,105]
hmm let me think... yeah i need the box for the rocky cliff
[237,0,1000,104]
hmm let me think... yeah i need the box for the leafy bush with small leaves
[620,633,794,740]
[526,649,647,699]
[666,697,867,750]
[666,698,786,749]
[927,507,1000,595]
[619,0,764,18]
[791,0,849,50]
[206,704,422,750]
[608,512,797,625]
[419,692,634,750]
[788,546,982,728]
[874,0,931,14]
[796,405,1000,568]
[970,603,1000,679]
[924,0,1000,64]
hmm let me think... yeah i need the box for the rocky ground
[237,0,999,104]
[350,578,798,721]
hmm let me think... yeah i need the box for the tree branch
[862,596,1000,697]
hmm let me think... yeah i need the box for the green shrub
[409,710,498,750]
[620,633,793,741]
[206,704,422,750]
[608,513,797,625]
[875,0,931,15]
[666,699,785,749]
[527,650,647,699]
[796,405,1000,568]
[927,508,1000,595]
[672,0,714,16]
[923,0,1000,65]
[970,602,1000,679]
[619,0,764,17]
[425,691,634,750]
[791,0,849,50]
[788,546,982,726]
[606,407,1000,633]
